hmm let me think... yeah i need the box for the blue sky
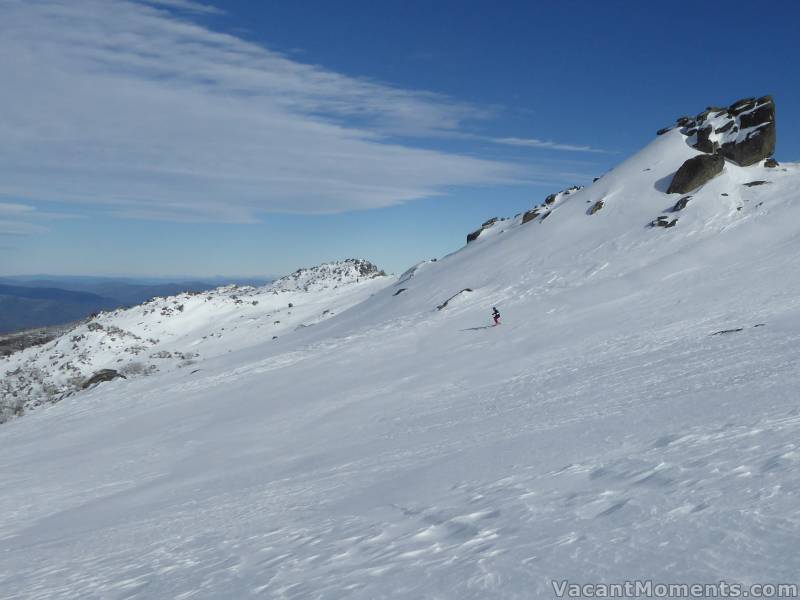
[1,0,798,278]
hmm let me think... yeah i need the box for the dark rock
[739,102,774,129]
[540,211,551,222]
[466,228,483,243]
[721,193,729,196]
[672,196,691,212]
[522,209,540,224]
[712,328,744,336]
[676,116,695,127]
[694,125,717,153]
[650,216,678,228]
[544,193,557,205]
[729,97,756,115]
[81,369,126,389]
[393,288,407,296]
[686,96,776,166]
[588,200,604,215]
[719,123,775,166]
[467,217,500,243]
[667,154,724,194]
[437,288,473,311]
[657,126,673,136]
[742,180,771,187]
[714,120,735,134]
[765,158,779,168]
[593,177,600,182]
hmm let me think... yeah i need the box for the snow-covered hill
[2,99,800,598]
[0,259,389,420]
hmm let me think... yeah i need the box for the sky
[1,0,799,279]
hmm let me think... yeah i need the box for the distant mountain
[0,284,119,334]
[0,276,274,334]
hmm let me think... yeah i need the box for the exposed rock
[667,96,777,167]
[719,125,775,166]
[765,158,780,168]
[466,228,484,243]
[672,196,691,212]
[712,328,744,336]
[729,97,756,116]
[588,200,604,215]
[522,209,540,224]
[437,289,473,311]
[687,96,776,166]
[667,154,724,194]
[393,288,407,296]
[657,126,673,136]
[81,369,126,390]
[467,217,501,243]
[694,125,716,153]
[650,216,678,228]
[742,181,771,187]
[714,120,735,134]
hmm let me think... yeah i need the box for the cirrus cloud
[0,0,521,225]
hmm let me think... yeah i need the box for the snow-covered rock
[0,259,390,420]
[662,95,777,166]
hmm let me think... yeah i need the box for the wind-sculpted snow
[1,130,800,598]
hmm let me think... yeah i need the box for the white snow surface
[2,131,800,598]
[1,259,388,413]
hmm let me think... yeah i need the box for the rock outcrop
[662,95,776,194]
[667,154,724,194]
[588,200,604,215]
[663,96,776,167]
[521,209,541,224]
[81,369,126,389]
[467,217,500,243]
[672,196,691,212]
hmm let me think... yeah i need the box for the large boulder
[719,124,775,166]
[667,154,724,194]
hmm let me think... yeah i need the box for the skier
[492,306,501,326]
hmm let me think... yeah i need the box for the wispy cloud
[493,137,612,154]
[0,0,519,223]
[0,201,81,236]
[0,220,49,236]
[142,0,223,14]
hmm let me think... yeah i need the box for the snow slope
[2,131,800,598]
[0,259,389,418]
